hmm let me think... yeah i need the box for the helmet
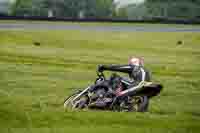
[128,57,144,66]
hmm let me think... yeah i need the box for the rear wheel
[118,96,149,112]
[129,95,149,112]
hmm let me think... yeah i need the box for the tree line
[11,0,116,18]
[118,0,200,20]
[11,0,200,19]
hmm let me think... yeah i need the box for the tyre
[64,91,88,110]
[129,95,149,112]
[64,92,79,110]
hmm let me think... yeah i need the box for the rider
[98,56,151,96]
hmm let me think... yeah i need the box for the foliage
[116,7,128,19]
[115,0,200,19]
[11,0,33,16]
[144,0,200,18]
[11,0,115,18]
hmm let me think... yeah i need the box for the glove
[98,65,104,72]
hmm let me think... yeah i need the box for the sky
[0,0,145,4]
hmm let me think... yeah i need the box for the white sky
[115,0,145,6]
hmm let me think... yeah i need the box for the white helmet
[128,57,144,66]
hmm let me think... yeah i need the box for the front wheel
[64,92,79,110]
[64,91,88,110]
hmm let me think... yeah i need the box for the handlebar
[95,70,106,84]
[97,71,105,79]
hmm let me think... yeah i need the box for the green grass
[0,27,200,133]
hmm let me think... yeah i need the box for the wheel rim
[64,95,77,109]
[64,94,89,110]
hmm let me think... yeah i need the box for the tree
[12,0,48,16]
[11,0,115,18]
[116,7,128,19]
[82,0,115,18]
[144,0,200,19]
[11,0,33,16]
[126,3,148,20]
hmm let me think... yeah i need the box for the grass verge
[0,28,200,133]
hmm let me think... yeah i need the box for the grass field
[0,26,200,132]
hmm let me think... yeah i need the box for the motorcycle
[64,68,163,112]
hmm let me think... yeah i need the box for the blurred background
[0,0,200,20]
